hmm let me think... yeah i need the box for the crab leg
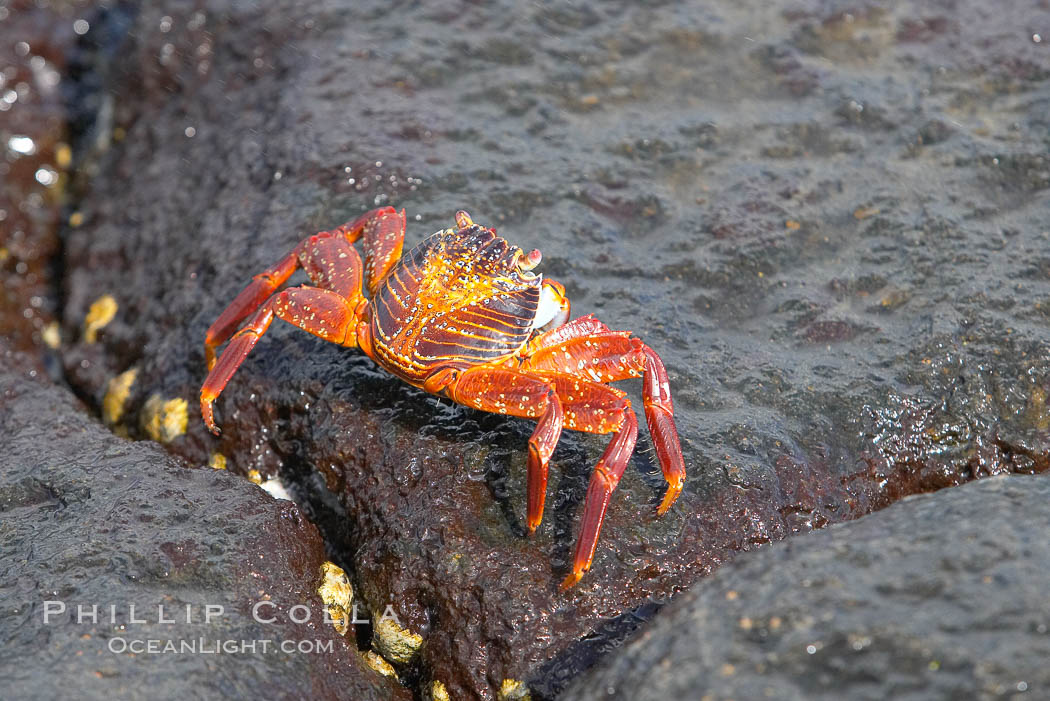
[442,367,564,535]
[332,206,406,295]
[204,211,394,369]
[201,237,365,434]
[204,250,298,369]
[523,330,686,515]
[641,344,685,514]
[563,410,638,590]
[523,313,610,356]
[201,302,274,433]
[535,374,638,590]
[201,287,361,434]
[523,329,642,384]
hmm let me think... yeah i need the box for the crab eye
[517,248,542,271]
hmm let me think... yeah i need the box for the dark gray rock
[563,474,1050,701]
[0,344,410,701]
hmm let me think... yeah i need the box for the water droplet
[7,135,35,155]
[184,126,196,137]
[34,167,58,186]
[73,19,90,35]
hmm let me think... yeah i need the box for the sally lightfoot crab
[200,207,686,589]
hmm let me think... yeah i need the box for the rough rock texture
[0,343,410,700]
[47,0,1050,698]
[562,474,1050,701]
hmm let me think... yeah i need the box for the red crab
[201,208,686,589]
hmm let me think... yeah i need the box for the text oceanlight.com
[107,637,334,655]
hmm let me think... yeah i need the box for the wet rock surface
[561,475,1050,701]
[0,1,88,363]
[0,344,410,701]
[11,0,1048,698]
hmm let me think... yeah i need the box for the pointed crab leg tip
[656,482,683,515]
[526,521,540,536]
[201,400,221,436]
[560,570,584,591]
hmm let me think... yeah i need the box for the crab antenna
[455,210,474,228]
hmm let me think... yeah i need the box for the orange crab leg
[562,410,638,589]
[299,235,369,299]
[204,251,298,369]
[527,393,564,533]
[201,286,362,434]
[204,211,396,369]
[442,366,564,534]
[332,206,406,296]
[534,375,638,590]
[641,344,685,514]
[523,330,686,515]
[449,365,642,588]
[201,302,275,433]
[203,233,361,413]
[523,313,610,356]
[523,330,643,384]
[202,236,365,434]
